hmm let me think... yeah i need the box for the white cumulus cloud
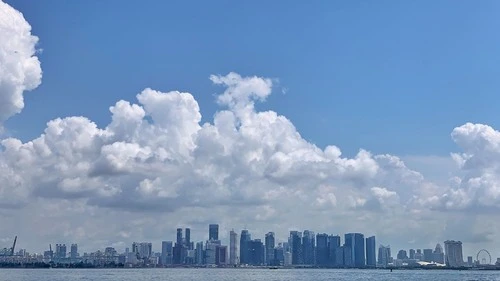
[0,0,42,127]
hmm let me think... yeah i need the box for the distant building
[55,244,66,260]
[205,240,221,265]
[423,249,433,262]
[229,230,238,265]
[316,233,329,266]
[378,245,391,267]
[409,249,415,259]
[467,256,473,267]
[344,233,365,267]
[365,236,376,267]
[161,241,173,266]
[185,228,191,249]
[195,241,204,265]
[328,235,341,266]
[216,245,227,265]
[302,230,315,265]
[249,239,265,265]
[289,231,303,265]
[70,244,78,260]
[397,249,408,260]
[209,224,219,241]
[132,242,152,260]
[444,240,464,268]
[240,230,251,264]
[433,243,445,264]
[265,232,275,265]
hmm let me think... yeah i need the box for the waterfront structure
[423,248,433,262]
[365,236,376,267]
[265,232,275,265]
[132,242,152,260]
[344,233,365,267]
[289,231,303,265]
[378,245,391,267]
[444,240,464,268]
[195,242,204,265]
[397,249,408,260]
[302,230,315,265]
[70,244,78,260]
[316,233,329,266]
[328,235,341,266]
[433,243,445,264]
[239,230,251,264]
[216,245,227,265]
[209,224,219,241]
[229,230,238,265]
[161,241,173,266]
[55,244,66,260]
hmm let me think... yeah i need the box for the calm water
[0,268,499,281]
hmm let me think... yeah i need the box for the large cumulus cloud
[0,0,42,126]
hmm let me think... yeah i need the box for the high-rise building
[216,245,227,265]
[209,224,219,241]
[365,236,376,267]
[467,256,473,266]
[265,232,275,265]
[344,233,365,267]
[274,244,285,266]
[378,245,391,267]
[423,249,433,262]
[195,241,204,265]
[55,244,67,259]
[316,233,329,266]
[132,242,152,259]
[289,231,303,265]
[176,228,183,245]
[161,241,173,266]
[302,230,315,265]
[70,244,78,260]
[205,240,221,265]
[249,239,265,265]
[409,249,416,259]
[229,230,238,265]
[433,243,445,264]
[240,230,251,264]
[328,235,341,266]
[415,249,423,260]
[397,249,408,260]
[185,228,191,249]
[444,240,464,268]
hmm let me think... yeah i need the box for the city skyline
[3,0,500,261]
[3,223,494,269]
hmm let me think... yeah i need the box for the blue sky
[7,0,500,156]
[4,0,500,255]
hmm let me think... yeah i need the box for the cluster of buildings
[2,225,498,269]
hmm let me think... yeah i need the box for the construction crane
[0,236,17,256]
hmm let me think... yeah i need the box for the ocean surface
[0,268,499,281]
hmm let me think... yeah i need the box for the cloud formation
[0,0,42,126]
[2,0,500,256]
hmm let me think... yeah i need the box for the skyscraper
[70,244,78,260]
[328,235,341,266]
[209,224,219,241]
[423,249,433,262]
[240,229,251,264]
[195,241,204,265]
[409,249,416,259]
[378,245,391,267]
[302,230,315,265]
[316,233,329,266]
[433,243,445,264]
[229,230,238,265]
[289,231,303,265]
[216,245,228,265]
[365,236,376,267]
[249,239,265,265]
[161,241,173,266]
[265,232,275,265]
[444,240,464,268]
[185,228,191,249]
[344,233,365,267]
[176,228,183,245]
